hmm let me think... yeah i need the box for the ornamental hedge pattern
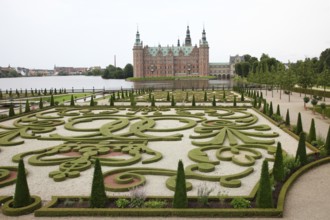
[0,106,308,198]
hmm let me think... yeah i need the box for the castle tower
[133,30,144,77]
[198,28,209,76]
[184,26,192,46]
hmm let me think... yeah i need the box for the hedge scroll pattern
[1,107,282,195]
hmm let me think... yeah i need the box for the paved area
[1,89,330,219]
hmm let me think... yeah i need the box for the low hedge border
[2,195,42,216]
[34,157,330,217]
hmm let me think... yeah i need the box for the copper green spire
[185,26,192,46]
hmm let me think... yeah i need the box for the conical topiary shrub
[233,96,237,107]
[70,95,75,106]
[24,100,30,113]
[308,118,316,144]
[285,109,290,126]
[325,126,330,156]
[296,132,307,165]
[9,103,15,117]
[276,104,281,116]
[39,97,43,109]
[212,95,216,107]
[171,94,176,107]
[296,113,303,135]
[90,158,107,208]
[109,95,114,106]
[192,94,196,107]
[273,142,284,182]
[90,96,94,106]
[167,91,170,101]
[50,95,55,106]
[241,92,244,101]
[204,91,207,102]
[256,160,273,208]
[14,159,32,208]
[151,95,155,107]
[268,101,273,117]
[173,160,188,208]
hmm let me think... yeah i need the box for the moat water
[0,76,236,91]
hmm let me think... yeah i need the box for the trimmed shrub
[268,101,273,117]
[167,91,170,101]
[276,104,281,116]
[39,97,43,109]
[109,95,114,106]
[303,96,310,109]
[90,159,107,208]
[285,109,290,126]
[273,142,284,182]
[256,160,273,208]
[70,95,75,106]
[204,91,207,102]
[296,132,307,165]
[233,96,237,107]
[263,100,267,114]
[151,96,155,107]
[241,92,244,101]
[308,118,316,144]
[24,100,30,113]
[14,160,32,208]
[325,126,330,156]
[50,95,55,106]
[192,94,196,107]
[253,97,257,108]
[296,112,303,135]
[9,103,15,117]
[90,96,94,107]
[212,95,216,107]
[173,160,188,208]
[171,95,176,107]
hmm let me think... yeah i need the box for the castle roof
[147,46,194,57]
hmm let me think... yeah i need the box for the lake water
[0,76,236,91]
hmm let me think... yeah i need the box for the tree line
[86,63,133,79]
[234,48,330,96]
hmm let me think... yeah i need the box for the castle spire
[185,26,192,46]
[201,26,208,45]
[135,28,142,46]
[177,38,180,47]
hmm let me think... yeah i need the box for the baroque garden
[0,87,324,217]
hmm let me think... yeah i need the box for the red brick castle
[133,26,209,78]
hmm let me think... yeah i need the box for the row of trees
[235,49,330,101]
[86,64,133,79]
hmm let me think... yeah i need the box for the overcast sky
[1,0,330,69]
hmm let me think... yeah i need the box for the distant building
[209,55,245,79]
[133,26,209,78]
[54,66,88,75]
[28,69,54,76]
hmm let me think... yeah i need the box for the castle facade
[133,26,209,78]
